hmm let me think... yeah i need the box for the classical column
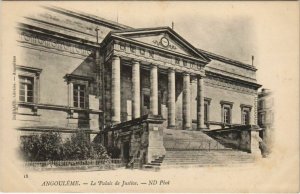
[150,64,158,115]
[183,72,191,130]
[197,75,205,130]
[168,68,176,128]
[111,55,121,123]
[132,60,140,119]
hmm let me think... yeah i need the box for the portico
[102,27,210,130]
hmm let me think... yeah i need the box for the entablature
[102,39,206,76]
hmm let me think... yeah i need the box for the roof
[44,6,256,71]
[198,49,257,71]
[43,5,132,30]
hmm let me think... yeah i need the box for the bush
[20,132,62,161]
[20,131,110,161]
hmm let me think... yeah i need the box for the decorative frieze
[204,75,257,95]
[105,41,205,76]
[19,31,93,56]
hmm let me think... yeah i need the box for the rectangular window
[19,76,34,103]
[204,103,208,122]
[242,109,250,125]
[240,104,252,125]
[204,98,211,123]
[258,112,265,126]
[223,107,231,124]
[220,101,233,124]
[73,84,86,108]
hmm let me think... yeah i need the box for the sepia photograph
[0,1,299,193]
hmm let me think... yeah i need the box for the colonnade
[110,55,205,130]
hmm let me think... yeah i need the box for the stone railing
[204,125,262,155]
[24,159,124,171]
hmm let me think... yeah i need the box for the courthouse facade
[14,7,261,143]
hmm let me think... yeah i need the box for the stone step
[162,158,254,164]
[163,157,254,161]
[162,160,254,164]
[160,149,256,168]
[164,153,252,157]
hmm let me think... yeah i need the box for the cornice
[111,26,211,62]
[205,65,256,83]
[39,6,258,73]
[17,65,42,75]
[104,34,209,64]
[198,49,257,71]
[205,70,261,89]
[43,6,131,30]
[18,23,100,48]
[65,74,94,82]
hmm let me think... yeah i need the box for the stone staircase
[143,155,165,170]
[161,149,256,168]
[143,128,257,169]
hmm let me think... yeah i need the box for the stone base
[167,125,176,129]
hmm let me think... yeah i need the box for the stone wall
[105,115,165,165]
[16,30,101,132]
[205,125,262,154]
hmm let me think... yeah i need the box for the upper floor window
[19,76,34,103]
[73,84,86,108]
[240,104,252,125]
[220,101,233,124]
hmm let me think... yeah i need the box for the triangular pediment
[110,27,210,62]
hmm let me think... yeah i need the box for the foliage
[19,131,110,161]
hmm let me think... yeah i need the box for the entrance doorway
[122,141,130,163]
[141,88,150,115]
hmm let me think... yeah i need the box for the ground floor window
[16,66,42,104]
[19,76,34,103]
[65,74,93,109]
[73,84,86,108]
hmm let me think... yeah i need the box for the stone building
[14,6,262,165]
[258,88,274,154]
